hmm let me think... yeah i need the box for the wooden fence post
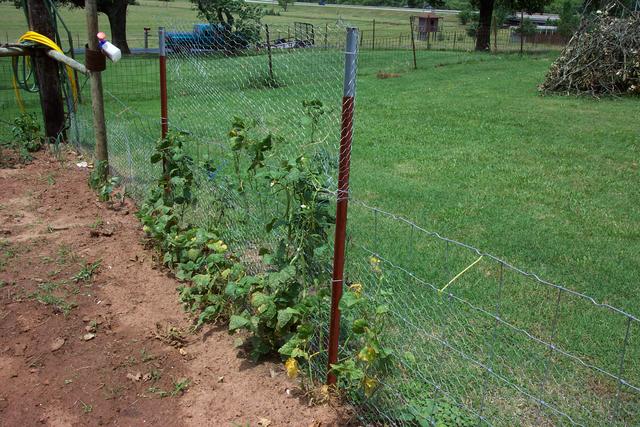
[86,0,108,178]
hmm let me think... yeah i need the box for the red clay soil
[0,150,347,427]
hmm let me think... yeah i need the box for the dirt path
[0,151,344,427]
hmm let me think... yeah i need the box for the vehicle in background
[165,23,249,53]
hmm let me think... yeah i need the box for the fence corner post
[327,26,359,386]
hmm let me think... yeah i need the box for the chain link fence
[1,20,638,426]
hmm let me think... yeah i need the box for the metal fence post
[265,24,274,82]
[159,27,168,140]
[372,19,376,50]
[410,16,417,69]
[144,27,150,51]
[159,26,169,190]
[327,27,358,386]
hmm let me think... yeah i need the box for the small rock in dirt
[50,337,65,352]
[217,376,224,383]
[179,348,187,356]
[142,373,152,382]
[269,369,278,378]
[82,316,91,323]
[126,372,142,382]
[82,333,96,341]
[258,418,272,427]
[85,325,96,333]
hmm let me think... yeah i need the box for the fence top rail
[351,198,640,324]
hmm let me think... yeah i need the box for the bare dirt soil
[0,151,346,427]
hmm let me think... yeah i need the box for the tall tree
[191,0,264,43]
[67,0,133,54]
[472,0,495,50]
[4,0,133,54]
[471,0,551,51]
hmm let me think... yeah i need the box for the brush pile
[540,10,640,96]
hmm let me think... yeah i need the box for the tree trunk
[475,0,495,51]
[26,0,66,141]
[104,0,130,54]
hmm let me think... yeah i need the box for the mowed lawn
[352,51,640,315]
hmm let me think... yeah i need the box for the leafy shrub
[2,113,44,163]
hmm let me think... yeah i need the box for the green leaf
[376,304,390,315]
[352,318,368,334]
[276,307,300,330]
[196,304,221,328]
[339,291,361,310]
[251,292,271,308]
[403,351,416,364]
[291,348,309,360]
[229,315,250,331]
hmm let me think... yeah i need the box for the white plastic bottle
[97,32,122,62]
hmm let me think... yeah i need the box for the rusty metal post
[327,27,358,386]
[159,26,169,190]
[159,27,168,140]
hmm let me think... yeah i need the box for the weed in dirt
[29,282,76,315]
[140,348,155,363]
[170,378,190,397]
[56,244,78,266]
[0,241,16,272]
[124,355,137,366]
[71,260,101,283]
[47,269,61,277]
[0,281,6,289]
[89,217,104,229]
[149,369,162,382]
[79,400,93,414]
[103,385,125,400]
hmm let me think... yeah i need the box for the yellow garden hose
[12,31,79,111]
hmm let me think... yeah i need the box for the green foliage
[557,0,579,37]
[191,0,264,43]
[514,18,537,36]
[458,8,476,25]
[136,110,390,401]
[3,113,43,163]
[277,0,293,11]
[88,160,122,203]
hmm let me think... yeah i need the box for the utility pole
[25,0,66,142]
[86,0,109,179]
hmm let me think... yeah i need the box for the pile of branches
[540,9,640,96]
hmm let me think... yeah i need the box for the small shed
[415,13,441,41]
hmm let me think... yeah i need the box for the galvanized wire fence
[2,21,638,426]
[342,199,639,425]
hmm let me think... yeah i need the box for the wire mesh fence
[342,199,639,425]
[2,20,638,426]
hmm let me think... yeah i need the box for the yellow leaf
[348,282,363,297]
[363,376,378,397]
[285,357,299,379]
[358,346,376,363]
